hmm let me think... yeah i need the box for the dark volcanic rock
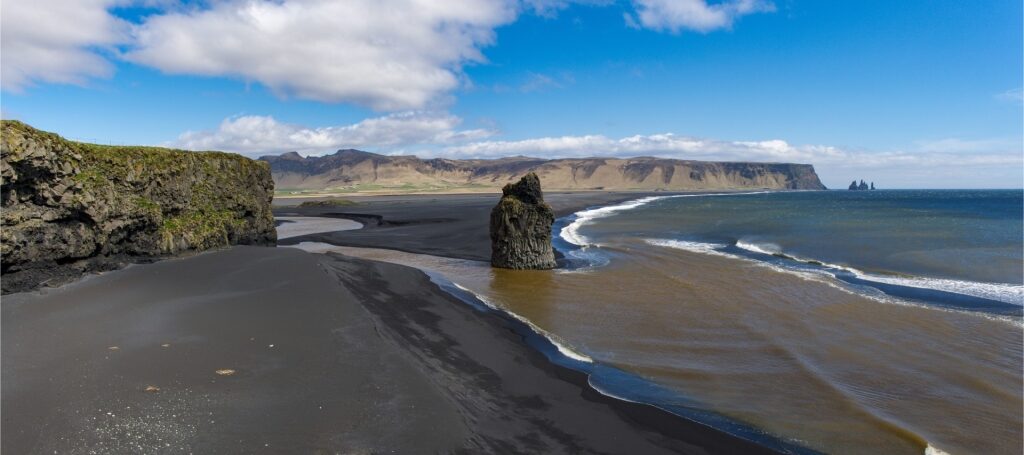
[489,173,557,270]
[1,120,276,293]
[849,179,874,191]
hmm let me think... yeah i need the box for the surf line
[558,190,777,248]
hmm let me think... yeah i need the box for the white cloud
[628,0,775,33]
[914,137,1021,154]
[0,0,778,110]
[995,87,1023,104]
[435,133,1022,188]
[439,133,843,162]
[175,110,1022,187]
[174,111,495,155]
[125,0,518,110]
[2,0,774,102]
[0,0,128,91]
[522,0,614,17]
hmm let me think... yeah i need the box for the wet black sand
[274,192,658,260]
[2,245,774,454]
[3,191,784,453]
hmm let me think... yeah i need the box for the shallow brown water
[293,240,1023,455]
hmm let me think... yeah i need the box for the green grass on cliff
[2,120,272,254]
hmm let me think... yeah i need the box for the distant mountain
[260,149,827,192]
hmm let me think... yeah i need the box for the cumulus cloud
[125,0,517,110]
[995,87,1023,104]
[0,0,128,91]
[627,0,775,33]
[174,110,1022,187]
[3,0,773,102]
[174,111,495,155]
[435,133,1022,187]
[436,132,1019,187]
[438,133,1020,168]
[439,133,846,163]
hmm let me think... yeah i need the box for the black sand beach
[274,192,657,260]
[3,195,777,454]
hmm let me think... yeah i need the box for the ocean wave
[646,237,1024,311]
[560,191,773,247]
[924,444,952,455]
[850,272,1023,306]
[733,241,1023,305]
[645,239,734,258]
[735,240,783,256]
[560,196,670,246]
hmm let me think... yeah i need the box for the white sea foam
[560,191,772,247]
[560,196,670,246]
[646,237,1024,312]
[587,379,647,405]
[735,240,783,256]
[451,283,594,363]
[644,239,734,258]
[736,243,1023,304]
[925,444,952,455]
[850,271,1024,306]
[737,241,1024,305]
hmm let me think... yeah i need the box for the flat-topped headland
[262,148,826,195]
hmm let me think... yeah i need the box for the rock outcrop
[1,120,276,293]
[848,179,875,191]
[489,173,557,270]
[261,150,828,192]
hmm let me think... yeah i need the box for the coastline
[291,240,810,454]
[2,194,783,453]
[279,190,1021,454]
[9,190,1013,453]
[272,191,727,261]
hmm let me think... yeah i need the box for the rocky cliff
[1,121,276,293]
[262,150,827,192]
[490,173,557,270]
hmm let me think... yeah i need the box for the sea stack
[490,172,557,269]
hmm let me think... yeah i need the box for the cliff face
[490,173,557,270]
[262,150,827,192]
[1,121,276,293]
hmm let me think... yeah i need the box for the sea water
[320,190,1024,454]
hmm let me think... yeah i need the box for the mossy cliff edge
[1,120,276,293]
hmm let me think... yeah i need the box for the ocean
[307,189,1024,455]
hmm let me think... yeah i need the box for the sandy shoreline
[2,192,782,453]
[273,191,676,261]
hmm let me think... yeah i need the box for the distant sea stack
[848,180,876,191]
[490,173,557,270]
[0,121,276,293]
[261,150,827,192]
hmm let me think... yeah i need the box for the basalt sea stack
[490,173,557,269]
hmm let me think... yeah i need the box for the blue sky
[2,0,1021,188]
